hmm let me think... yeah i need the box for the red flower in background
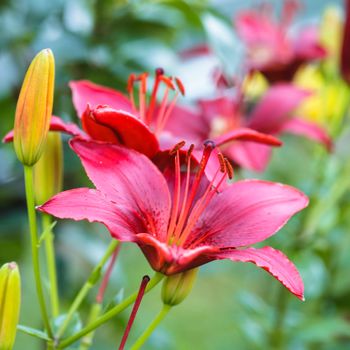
[4,70,281,159]
[341,0,350,84]
[38,138,307,300]
[165,84,332,172]
[235,0,326,82]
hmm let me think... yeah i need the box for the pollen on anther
[169,141,186,155]
[175,77,185,96]
[127,74,136,92]
[217,153,226,173]
[185,144,195,163]
[160,76,176,90]
[224,158,234,179]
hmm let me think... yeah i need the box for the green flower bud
[34,132,63,205]
[161,268,198,306]
[13,49,55,166]
[0,262,21,350]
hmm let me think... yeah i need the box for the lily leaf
[38,220,57,245]
[17,325,50,341]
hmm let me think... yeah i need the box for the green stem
[270,286,289,349]
[56,240,119,339]
[79,303,102,350]
[42,213,60,318]
[24,165,53,338]
[299,161,350,243]
[130,304,171,350]
[58,272,164,349]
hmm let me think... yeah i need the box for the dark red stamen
[118,276,150,350]
[156,67,164,76]
[96,244,121,304]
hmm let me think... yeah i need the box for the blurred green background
[1,0,350,349]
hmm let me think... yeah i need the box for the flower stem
[118,276,150,350]
[130,304,171,350]
[58,272,164,349]
[42,213,60,318]
[56,240,119,339]
[24,165,53,338]
[79,303,102,350]
[299,160,350,243]
[269,286,289,349]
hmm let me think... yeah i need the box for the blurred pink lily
[235,0,326,82]
[38,138,307,300]
[165,84,332,172]
[5,69,284,158]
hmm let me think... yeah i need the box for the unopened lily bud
[161,268,198,306]
[0,262,21,350]
[34,132,63,205]
[320,7,342,61]
[13,49,55,166]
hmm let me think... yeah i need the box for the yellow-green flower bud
[13,49,55,166]
[161,268,198,306]
[34,132,63,205]
[0,262,21,350]
[320,7,342,61]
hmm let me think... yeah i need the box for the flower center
[166,140,233,247]
[127,69,185,135]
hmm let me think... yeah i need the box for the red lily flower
[4,69,284,162]
[38,138,307,300]
[341,0,350,84]
[69,73,285,156]
[165,84,332,172]
[235,1,326,82]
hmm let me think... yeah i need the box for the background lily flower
[38,139,308,300]
[235,1,326,82]
[165,84,332,172]
[341,0,350,84]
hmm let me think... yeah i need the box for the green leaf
[38,220,57,245]
[17,325,50,341]
[103,288,125,313]
[52,313,82,348]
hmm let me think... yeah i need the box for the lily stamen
[125,69,184,134]
[166,140,232,247]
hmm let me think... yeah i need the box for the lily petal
[86,105,159,158]
[225,142,272,172]
[213,246,304,300]
[248,84,310,133]
[2,116,86,143]
[38,188,141,241]
[70,139,171,241]
[136,233,217,275]
[294,26,327,61]
[69,80,134,118]
[164,105,209,144]
[280,117,333,151]
[186,179,308,249]
[213,127,282,147]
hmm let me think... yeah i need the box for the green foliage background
[1,0,349,349]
